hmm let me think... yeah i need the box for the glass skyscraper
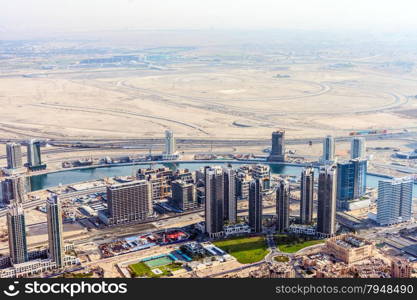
[336,159,367,210]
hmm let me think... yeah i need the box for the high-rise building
[27,139,46,170]
[336,159,367,210]
[249,178,263,233]
[205,166,224,237]
[164,130,176,155]
[322,135,335,163]
[104,180,153,225]
[317,165,337,236]
[252,164,271,190]
[137,167,173,201]
[173,169,194,184]
[300,167,314,224]
[223,168,237,224]
[268,130,285,162]
[46,194,64,268]
[0,177,30,204]
[0,180,4,206]
[376,177,413,226]
[0,180,13,205]
[276,180,290,232]
[171,180,198,211]
[7,202,28,264]
[6,143,22,169]
[235,166,251,201]
[351,137,366,159]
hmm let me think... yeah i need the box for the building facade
[336,159,367,210]
[6,143,23,169]
[276,180,290,232]
[317,165,337,236]
[351,137,366,159]
[137,167,173,201]
[249,179,263,233]
[326,234,373,264]
[205,166,225,237]
[171,180,198,211]
[164,130,176,155]
[7,203,28,264]
[322,135,335,163]
[377,177,413,226]
[391,259,412,278]
[268,130,285,162]
[27,139,46,170]
[46,194,64,268]
[223,167,237,224]
[300,167,314,224]
[252,164,271,190]
[104,180,153,225]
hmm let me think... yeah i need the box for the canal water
[29,161,411,194]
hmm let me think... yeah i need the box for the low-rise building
[326,234,374,264]
[391,259,412,278]
[223,223,251,237]
[287,224,317,236]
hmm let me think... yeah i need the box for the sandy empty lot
[1,35,417,142]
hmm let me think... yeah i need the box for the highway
[1,131,416,161]
[372,162,417,174]
[207,261,265,278]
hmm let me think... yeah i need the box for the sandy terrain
[1,33,417,142]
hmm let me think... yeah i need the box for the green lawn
[274,255,290,263]
[277,240,324,253]
[129,261,183,278]
[213,236,269,264]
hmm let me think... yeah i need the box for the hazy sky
[2,0,417,35]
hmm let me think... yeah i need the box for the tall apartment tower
[27,139,46,170]
[0,180,4,206]
[46,194,64,268]
[351,137,366,159]
[322,135,335,163]
[223,167,237,224]
[106,180,153,225]
[377,178,413,226]
[171,180,198,211]
[276,180,290,233]
[268,130,285,162]
[336,159,367,210]
[300,167,314,224]
[249,178,263,233]
[6,143,23,169]
[0,177,30,205]
[164,130,176,155]
[205,166,225,237]
[317,165,337,236]
[7,202,28,264]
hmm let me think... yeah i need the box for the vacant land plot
[213,236,268,264]
[277,240,324,253]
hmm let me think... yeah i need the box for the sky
[1,0,417,36]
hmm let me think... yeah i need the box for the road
[1,131,416,160]
[372,162,417,174]
[207,261,265,278]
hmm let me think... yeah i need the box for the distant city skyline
[2,0,417,37]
